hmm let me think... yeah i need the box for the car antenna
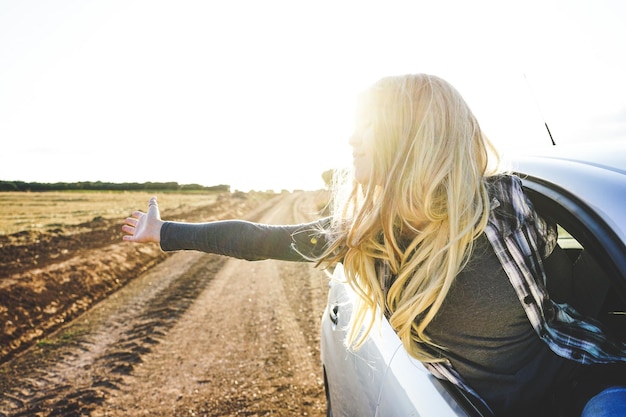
[523,73,556,146]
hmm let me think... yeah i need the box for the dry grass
[0,191,222,235]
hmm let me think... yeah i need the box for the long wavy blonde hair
[321,74,500,363]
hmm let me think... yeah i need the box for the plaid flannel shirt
[427,174,626,412]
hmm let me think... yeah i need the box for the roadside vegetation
[0,184,243,236]
[0,180,230,193]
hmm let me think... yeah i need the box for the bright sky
[1,0,625,191]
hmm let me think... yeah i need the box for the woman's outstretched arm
[122,197,330,262]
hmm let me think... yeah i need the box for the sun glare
[1,1,625,190]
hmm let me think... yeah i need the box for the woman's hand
[122,196,164,243]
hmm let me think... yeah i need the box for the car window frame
[518,173,626,305]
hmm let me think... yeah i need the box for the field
[0,189,330,416]
[0,189,274,364]
[0,190,227,236]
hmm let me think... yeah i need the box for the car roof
[517,140,626,175]
[507,140,626,245]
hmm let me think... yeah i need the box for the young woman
[123,74,626,416]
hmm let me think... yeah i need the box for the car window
[524,184,626,341]
[556,225,582,250]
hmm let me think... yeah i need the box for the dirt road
[0,191,329,416]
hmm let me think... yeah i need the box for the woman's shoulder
[484,173,523,194]
[484,173,535,231]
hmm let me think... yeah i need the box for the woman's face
[349,119,376,185]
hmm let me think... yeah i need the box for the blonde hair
[321,74,500,362]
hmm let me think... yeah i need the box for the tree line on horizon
[0,180,231,193]
[1,168,340,193]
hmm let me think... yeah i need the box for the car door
[321,265,388,417]
[321,264,473,417]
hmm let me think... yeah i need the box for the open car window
[523,179,626,342]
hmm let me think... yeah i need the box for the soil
[0,191,330,416]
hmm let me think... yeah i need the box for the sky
[1,0,625,192]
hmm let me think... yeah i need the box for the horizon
[0,178,303,192]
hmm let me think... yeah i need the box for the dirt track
[0,191,329,416]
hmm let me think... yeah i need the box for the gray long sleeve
[160,218,331,262]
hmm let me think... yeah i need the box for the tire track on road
[101,191,329,416]
[0,252,226,416]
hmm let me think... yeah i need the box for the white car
[321,141,626,416]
